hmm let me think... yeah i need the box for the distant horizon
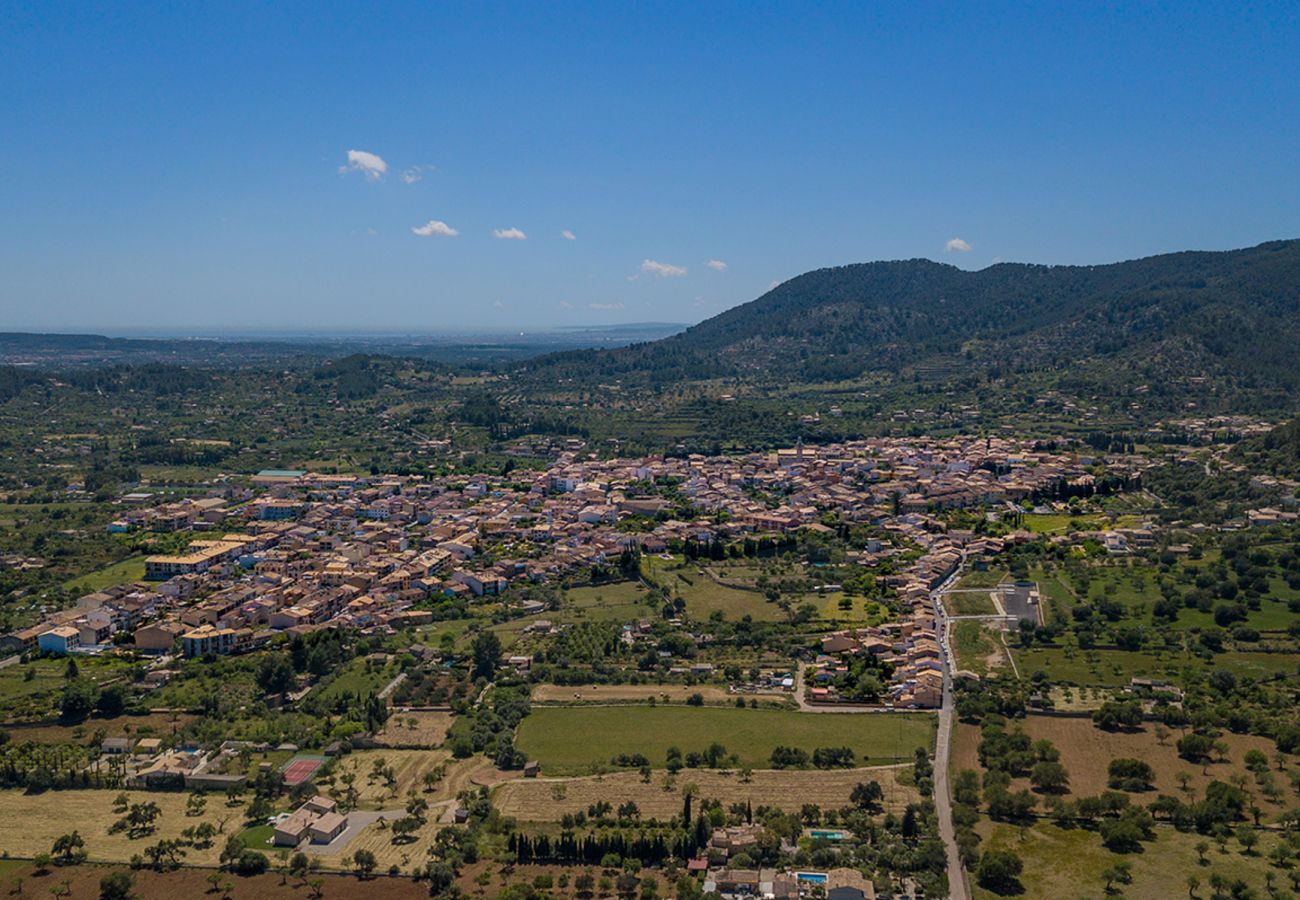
[7,235,1299,334]
[4,3,1298,330]
[0,321,691,342]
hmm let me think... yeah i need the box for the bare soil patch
[531,683,766,704]
[0,863,429,899]
[374,710,455,747]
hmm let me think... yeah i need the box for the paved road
[931,562,970,900]
[377,671,408,700]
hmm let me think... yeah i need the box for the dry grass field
[952,714,1296,816]
[373,711,455,747]
[1017,715,1293,805]
[492,763,918,821]
[329,749,453,808]
[0,712,199,744]
[312,815,445,873]
[530,683,787,705]
[0,789,247,865]
[950,720,981,778]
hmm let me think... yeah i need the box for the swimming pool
[809,829,846,840]
[796,872,828,884]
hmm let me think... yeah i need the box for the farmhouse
[273,796,348,847]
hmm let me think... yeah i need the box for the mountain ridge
[525,239,1300,397]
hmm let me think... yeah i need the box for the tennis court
[280,753,327,785]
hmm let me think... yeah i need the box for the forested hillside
[527,240,1300,403]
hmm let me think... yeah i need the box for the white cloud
[560,229,576,241]
[339,149,388,180]
[400,164,436,184]
[641,259,687,277]
[411,220,459,237]
[945,238,972,253]
[558,300,574,309]
[705,259,727,271]
[493,227,527,240]
[492,300,504,308]
[589,302,625,310]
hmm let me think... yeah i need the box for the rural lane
[931,560,970,900]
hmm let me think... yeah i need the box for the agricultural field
[312,760,509,872]
[943,590,998,617]
[0,655,136,722]
[62,554,146,595]
[141,662,262,713]
[953,567,1009,590]
[530,683,789,706]
[563,581,653,613]
[1030,553,1300,635]
[514,706,934,774]
[494,762,919,821]
[329,749,454,808]
[958,715,1296,814]
[310,657,399,707]
[973,819,1290,900]
[1,711,197,745]
[0,864,433,900]
[640,555,784,621]
[801,591,888,624]
[952,620,1012,678]
[1013,645,1300,686]
[0,788,246,865]
[373,710,455,747]
[1020,512,1107,534]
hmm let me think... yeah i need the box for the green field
[1021,513,1105,535]
[1012,645,1299,686]
[802,592,889,625]
[311,657,396,705]
[562,582,657,621]
[945,591,997,616]
[0,656,134,720]
[1013,647,1186,685]
[973,819,1286,900]
[1027,565,1078,624]
[952,621,1005,677]
[63,554,146,594]
[641,555,784,621]
[488,583,657,648]
[953,568,1009,590]
[514,706,935,774]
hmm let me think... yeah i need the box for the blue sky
[2,2,1297,332]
